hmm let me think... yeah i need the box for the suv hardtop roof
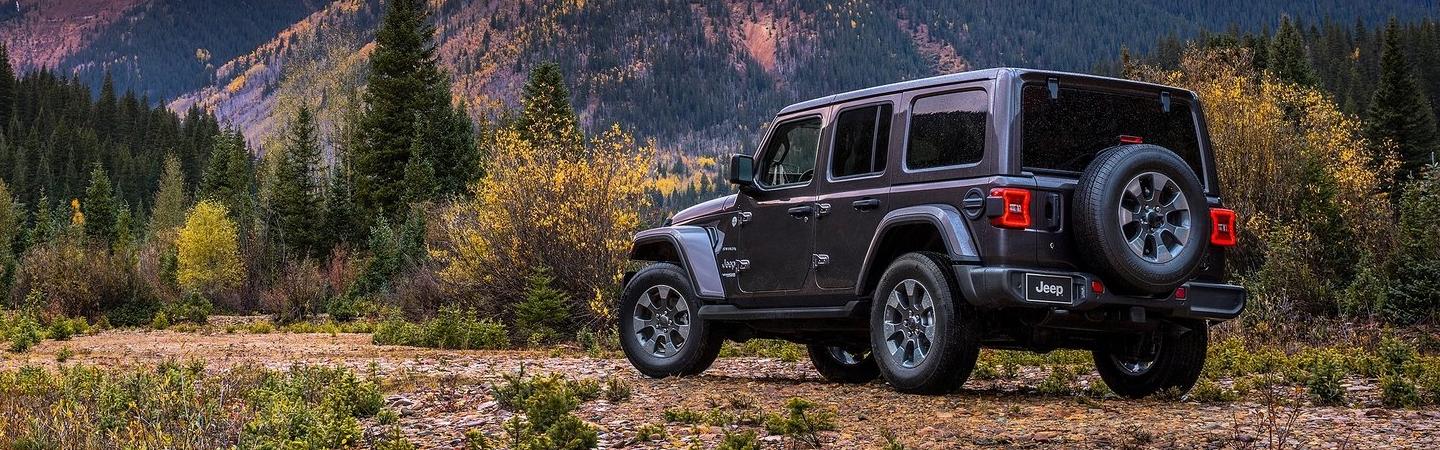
[776,67,1197,116]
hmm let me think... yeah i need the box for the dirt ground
[4,330,1438,449]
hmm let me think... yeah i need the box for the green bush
[1189,377,1240,403]
[716,430,762,450]
[240,365,385,448]
[633,423,666,442]
[165,291,214,325]
[372,307,509,350]
[1378,335,1417,375]
[513,268,573,344]
[150,311,172,330]
[486,369,599,450]
[1383,165,1440,324]
[0,363,388,448]
[6,313,41,353]
[1037,365,1078,396]
[763,398,835,448]
[1381,373,1422,408]
[326,294,360,322]
[1304,349,1347,406]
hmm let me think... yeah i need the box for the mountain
[5,0,1436,154]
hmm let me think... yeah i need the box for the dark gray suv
[619,68,1246,397]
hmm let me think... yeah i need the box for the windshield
[1021,84,1205,182]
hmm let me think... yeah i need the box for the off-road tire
[869,252,981,394]
[619,263,724,378]
[807,345,881,384]
[1092,320,1208,398]
[1073,144,1210,295]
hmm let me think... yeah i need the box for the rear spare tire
[1072,144,1209,296]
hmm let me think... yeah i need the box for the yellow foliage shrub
[176,200,244,294]
[433,122,654,322]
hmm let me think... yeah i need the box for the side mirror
[728,154,757,193]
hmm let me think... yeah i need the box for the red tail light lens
[1119,135,1144,144]
[988,188,1032,229]
[1210,208,1237,247]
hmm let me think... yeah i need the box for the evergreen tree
[200,129,256,233]
[354,0,475,221]
[1367,18,1440,179]
[515,62,583,154]
[0,43,13,128]
[0,178,17,265]
[402,133,437,206]
[271,105,325,256]
[83,163,116,242]
[150,154,189,237]
[1270,16,1317,86]
[323,161,363,249]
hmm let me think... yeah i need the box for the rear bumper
[954,265,1246,322]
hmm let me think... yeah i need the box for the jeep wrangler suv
[620,68,1246,397]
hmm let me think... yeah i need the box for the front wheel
[1092,320,1208,398]
[807,345,880,383]
[619,263,724,378]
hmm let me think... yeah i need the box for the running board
[698,301,865,321]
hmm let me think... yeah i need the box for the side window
[829,104,893,178]
[905,90,988,170]
[757,117,822,188]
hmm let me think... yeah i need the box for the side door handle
[787,205,815,219]
[851,198,881,211]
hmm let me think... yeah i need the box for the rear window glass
[1021,84,1204,178]
[906,90,988,170]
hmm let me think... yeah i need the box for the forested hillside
[8,0,1412,157]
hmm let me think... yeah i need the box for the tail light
[1209,208,1237,247]
[987,188,1031,229]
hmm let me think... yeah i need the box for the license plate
[1025,273,1073,304]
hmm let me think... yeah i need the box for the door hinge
[812,254,830,268]
[733,211,752,227]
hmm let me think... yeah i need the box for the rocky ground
[3,330,1437,449]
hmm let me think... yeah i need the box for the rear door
[813,100,896,291]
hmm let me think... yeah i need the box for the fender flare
[629,226,726,299]
[854,204,981,297]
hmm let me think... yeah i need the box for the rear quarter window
[1021,84,1204,180]
[905,90,988,170]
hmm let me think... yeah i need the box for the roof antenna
[1047,78,1059,100]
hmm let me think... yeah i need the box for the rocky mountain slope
[5,0,1434,153]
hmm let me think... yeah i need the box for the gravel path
[4,331,1438,449]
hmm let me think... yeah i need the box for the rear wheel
[619,263,724,378]
[807,345,880,383]
[869,252,980,394]
[1092,320,1208,398]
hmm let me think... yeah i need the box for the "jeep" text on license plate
[1024,273,1072,304]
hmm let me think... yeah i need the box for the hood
[670,194,737,225]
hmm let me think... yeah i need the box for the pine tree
[150,154,189,237]
[83,163,116,243]
[402,132,437,206]
[0,43,14,128]
[1270,16,1317,86]
[515,62,583,154]
[354,0,475,221]
[200,129,256,234]
[0,178,17,264]
[1367,18,1440,179]
[94,71,118,140]
[323,162,363,249]
[271,105,325,257]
